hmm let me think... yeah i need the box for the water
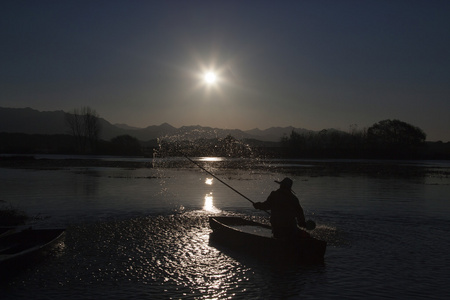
[1,157,450,299]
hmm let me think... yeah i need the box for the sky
[1,1,450,141]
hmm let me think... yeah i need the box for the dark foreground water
[1,157,450,299]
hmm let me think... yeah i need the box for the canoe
[0,228,65,275]
[209,216,326,263]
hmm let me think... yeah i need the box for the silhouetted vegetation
[0,119,449,160]
[280,119,434,159]
[65,106,101,154]
[108,135,143,156]
[281,129,364,158]
[0,133,145,156]
[0,133,77,154]
[367,119,426,158]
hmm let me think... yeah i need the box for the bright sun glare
[203,71,217,85]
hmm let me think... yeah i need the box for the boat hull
[0,228,65,276]
[209,216,326,264]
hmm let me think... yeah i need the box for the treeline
[0,132,259,157]
[1,119,449,160]
[279,119,449,159]
[0,132,152,156]
[0,106,154,156]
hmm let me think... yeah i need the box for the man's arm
[253,192,274,210]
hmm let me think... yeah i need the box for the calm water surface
[1,158,450,299]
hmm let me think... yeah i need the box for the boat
[0,227,15,238]
[209,216,326,263]
[0,227,65,275]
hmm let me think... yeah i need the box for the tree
[368,119,426,145]
[281,130,307,157]
[367,119,426,158]
[65,107,101,153]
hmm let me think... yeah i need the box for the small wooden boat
[209,216,326,263]
[0,228,65,274]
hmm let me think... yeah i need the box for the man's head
[275,177,293,190]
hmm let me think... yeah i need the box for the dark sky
[1,0,449,141]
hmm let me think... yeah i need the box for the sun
[203,71,217,85]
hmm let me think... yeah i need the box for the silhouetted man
[253,177,307,239]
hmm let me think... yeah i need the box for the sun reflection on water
[203,192,221,213]
[58,215,251,299]
[199,157,224,162]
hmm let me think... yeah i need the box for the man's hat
[274,177,293,189]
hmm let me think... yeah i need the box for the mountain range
[0,107,314,142]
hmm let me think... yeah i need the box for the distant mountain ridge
[0,107,313,142]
